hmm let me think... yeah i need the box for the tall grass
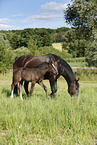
[0,76,97,144]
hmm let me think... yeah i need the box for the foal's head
[48,60,58,75]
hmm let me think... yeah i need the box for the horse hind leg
[38,81,48,97]
[30,83,35,96]
[24,81,29,96]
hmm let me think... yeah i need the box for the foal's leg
[11,84,14,98]
[30,83,35,96]
[20,84,23,100]
[38,81,48,97]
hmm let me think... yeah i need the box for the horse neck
[63,73,75,86]
[60,60,76,85]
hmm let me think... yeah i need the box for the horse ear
[49,56,53,64]
[76,78,80,82]
[49,59,53,65]
[57,59,61,68]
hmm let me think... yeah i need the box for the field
[0,72,97,145]
[52,43,62,51]
[52,43,87,67]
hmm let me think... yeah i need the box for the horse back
[24,56,50,68]
[13,55,50,69]
[13,55,34,69]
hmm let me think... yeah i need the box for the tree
[86,30,97,67]
[86,41,97,67]
[0,33,13,73]
[34,28,52,47]
[65,0,97,30]
[62,28,88,57]
[28,39,37,55]
[64,0,97,60]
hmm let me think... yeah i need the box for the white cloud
[30,13,61,20]
[41,2,67,12]
[0,24,15,29]
[0,18,13,24]
[12,13,24,17]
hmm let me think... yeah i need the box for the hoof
[50,93,55,98]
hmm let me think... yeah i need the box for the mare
[13,54,79,97]
[11,62,58,100]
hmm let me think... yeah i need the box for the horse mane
[47,54,76,83]
[47,53,60,61]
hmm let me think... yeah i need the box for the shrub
[36,46,72,59]
[86,41,97,67]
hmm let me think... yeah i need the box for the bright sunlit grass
[0,75,97,144]
[52,43,62,51]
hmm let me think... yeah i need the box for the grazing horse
[11,62,58,100]
[13,54,79,97]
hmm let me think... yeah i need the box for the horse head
[68,79,79,97]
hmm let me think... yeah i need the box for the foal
[11,62,58,100]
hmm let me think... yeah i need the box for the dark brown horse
[11,62,58,100]
[13,54,79,97]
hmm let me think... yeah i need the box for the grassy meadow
[0,72,97,145]
[52,43,62,51]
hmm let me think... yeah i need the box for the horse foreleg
[38,81,48,97]
[14,84,18,95]
[20,84,23,100]
[24,81,29,96]
[49,77,57,97]
[30,83,35,96]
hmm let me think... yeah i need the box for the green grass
[66,57,88,67]
[52,43,88,67]
[0,75,97,144]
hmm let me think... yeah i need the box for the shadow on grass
[1,88,29,100]
[1,88,11,97]
[1,87,55,100]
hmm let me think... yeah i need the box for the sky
[0,0,71,30]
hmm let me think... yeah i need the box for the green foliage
[86,41,97,67]
[36,46,71,59]
[9,33,23,49]
[64,0,97,61]
[0,44,13,73]
[8,28,52,49]
[0,33,13,73]
[62,29,88,57]
[13,47,31,58]
[76,68,97,81]
[66,57,87,67]
[28,39,37,55]
[0,75,97,144]
[64,0,97,29]
[34,28,52,47]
